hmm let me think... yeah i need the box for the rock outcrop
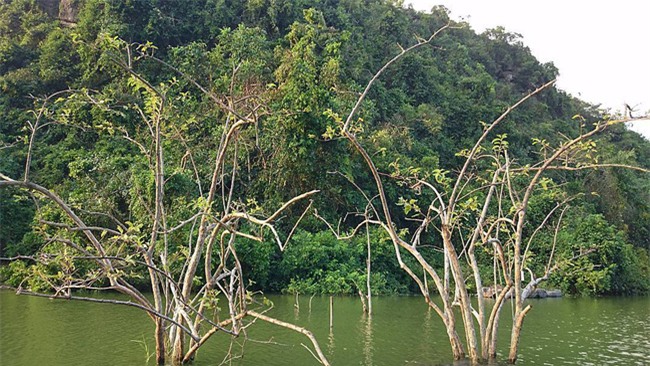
[37,0,80,26]
[481,285,562,299]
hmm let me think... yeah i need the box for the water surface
[1,291,648,365]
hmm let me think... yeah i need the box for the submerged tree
[0,29,329,365]
[323,23,649,364]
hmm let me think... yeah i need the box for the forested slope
[1,0,648,296]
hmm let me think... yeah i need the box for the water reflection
[327,326,336,359]
[423,306,434,343]
[359,314,374,366]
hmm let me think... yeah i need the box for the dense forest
[1,0,649,299]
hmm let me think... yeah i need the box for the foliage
[0,0,649,298]
[546,213,650,295]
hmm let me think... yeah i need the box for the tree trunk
[441,311,465,360]
[155,318,166,365]
[172,327,184,364]
[441,227,479,362]
[488,300,505,359]
[448,326,466,360]
[508,304,531,363]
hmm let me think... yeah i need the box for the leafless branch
[247,310,330,366]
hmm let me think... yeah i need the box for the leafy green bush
[547,213,650,295]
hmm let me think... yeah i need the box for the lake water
[0,291,648,365]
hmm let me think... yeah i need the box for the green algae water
[1,291,648,365]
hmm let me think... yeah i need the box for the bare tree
[0,36,329,366]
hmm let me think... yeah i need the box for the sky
[407,0,650,139]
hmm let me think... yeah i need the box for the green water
[0,291,648,365]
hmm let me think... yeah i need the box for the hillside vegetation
[1,0,649,296]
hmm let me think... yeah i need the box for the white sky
[407,0,650,138]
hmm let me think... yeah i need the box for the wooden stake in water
[329,296,333,328]
[294,291,300,312]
